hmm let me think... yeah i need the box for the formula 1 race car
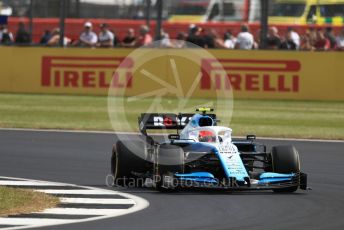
[111,108,308,193]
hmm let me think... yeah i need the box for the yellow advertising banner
[0,47,343,101]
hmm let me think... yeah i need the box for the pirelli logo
[200,59,301,92]
[41,56,133,88]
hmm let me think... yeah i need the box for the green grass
[0,186,59,217]
[0,93,343,140]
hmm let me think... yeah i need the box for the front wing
[161,172,307,191]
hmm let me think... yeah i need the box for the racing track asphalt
[0,130,343,230]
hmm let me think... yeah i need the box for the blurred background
[1,0,343,23]
[0,0,343,138]
[0,0,343,49]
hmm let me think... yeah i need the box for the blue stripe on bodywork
[178,177,218,183]
[175,172,218,183]
[175,172,215,178]
[259,172,295,179]
[258,177,293,184]
[258,172,295,184]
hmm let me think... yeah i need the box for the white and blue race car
[111,108,308,193]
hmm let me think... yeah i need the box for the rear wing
[138,113,217,134]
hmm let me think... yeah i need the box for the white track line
[254,136,344,143]
[0,181,60,186]
[35,189,118,195]
[0,127,342,142]
[0,218,73,226]
[0,127,118,134]
[40,208,130,216]
[60,198,136,204]
[0,176,149,230]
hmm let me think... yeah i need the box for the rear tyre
[271,145,300,193]
[111,140,147,187]
[156,144,184,192]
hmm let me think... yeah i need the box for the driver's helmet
[198,130,216,143]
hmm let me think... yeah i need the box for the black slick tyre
[271,145,300,193]
[111,140,147,187]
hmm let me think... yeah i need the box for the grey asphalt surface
[0,130,343,230]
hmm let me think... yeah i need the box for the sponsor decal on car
[153,116,191,127]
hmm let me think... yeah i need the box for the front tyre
[271,145,300,193]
